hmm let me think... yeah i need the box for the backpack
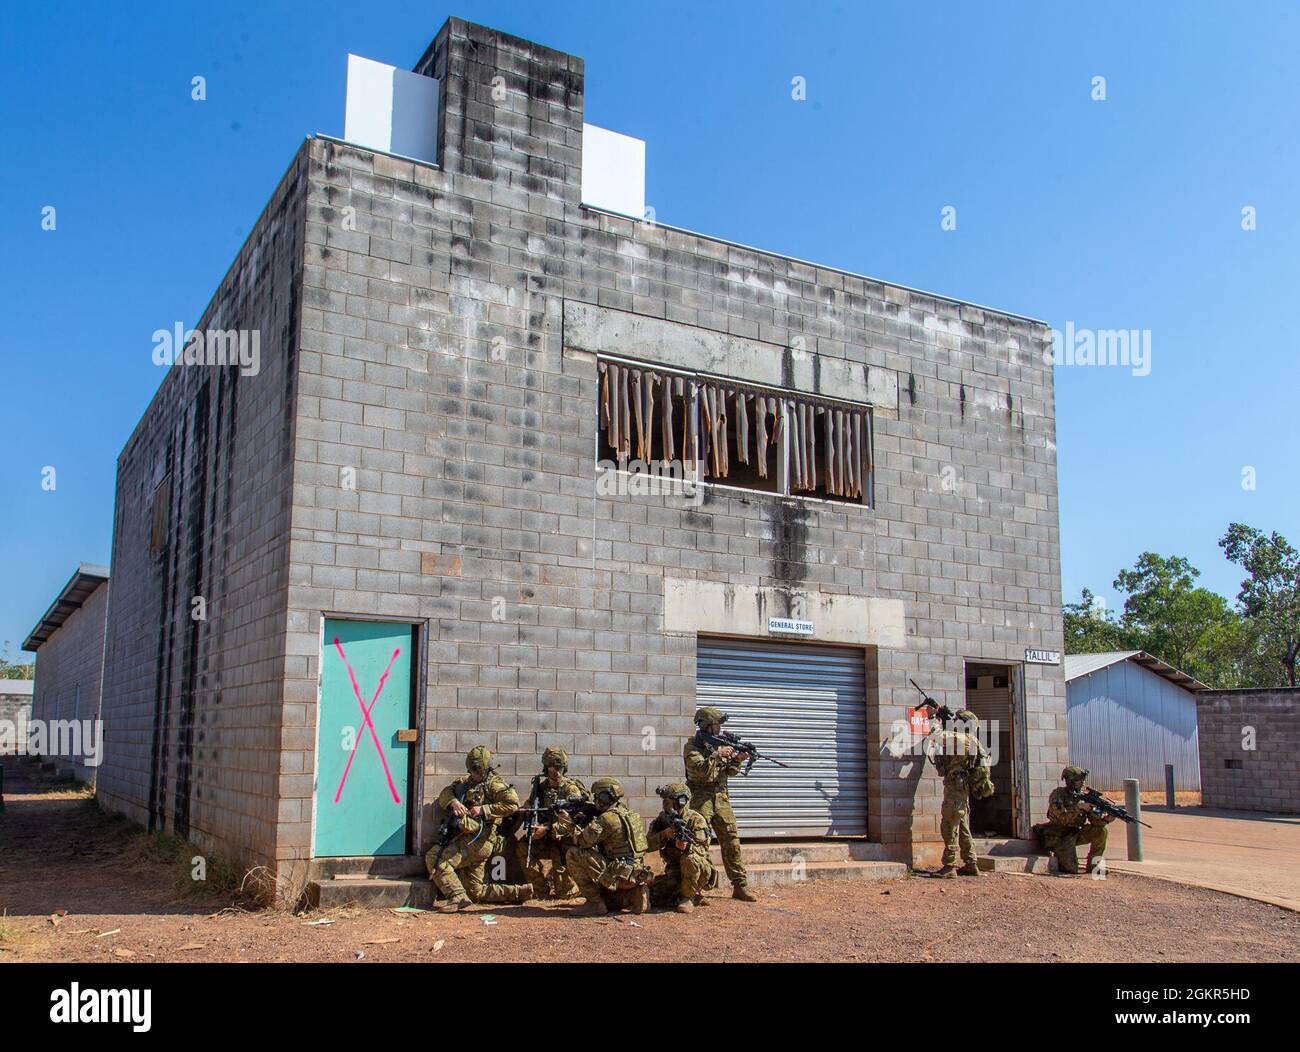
[968,761,995,800]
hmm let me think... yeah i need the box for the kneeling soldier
[684,707,758,901]
[647,782,717,913]
[515,746,588,900]
[427,746,535,912]
[1034,766,1116,875]
[564,778,653,916]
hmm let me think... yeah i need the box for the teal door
[315,619,414,856]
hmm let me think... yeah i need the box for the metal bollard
[1124,778,1143,861]
[1165,764,1175,809]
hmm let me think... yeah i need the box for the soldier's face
[545,766,562,785]
[470,767,487,784]
[706,722,721,735]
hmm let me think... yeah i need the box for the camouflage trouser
[565,846,651,901]
[1043,821,1108,873]
[690,787,747,888]
[650,854,718,907]
[514,834,579,899]
[426,829,532,904]
[940,788,978,867]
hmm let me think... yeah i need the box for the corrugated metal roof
[22,563,110,652]
[1064,650,1207,692]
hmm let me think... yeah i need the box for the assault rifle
[695,728,790,774]
[510,780,594,867]
[910,679,956,725]
[434,766,498,865]
[548,796,601,827]
[1072,786,1151,828]
[651,811,696,850]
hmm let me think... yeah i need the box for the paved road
[1105,805,1300,911]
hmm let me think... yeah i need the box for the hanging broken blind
[596,358,871,505]
[779,398,870,502]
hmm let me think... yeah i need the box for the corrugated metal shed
[1065,651,1204,791]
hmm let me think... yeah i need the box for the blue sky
[2,0,1295,660]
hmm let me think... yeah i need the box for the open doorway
[964,661,1018,837]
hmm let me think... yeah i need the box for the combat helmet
[541,746,569,772]
[591,777,625,810]
[1061,765,1088,784]
[466,745,493,775]
[656,782,691,809]
[694,706,726,727]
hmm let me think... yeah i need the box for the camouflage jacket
[929,729,987,790]
[577,803,648,862]
[437,774,520,835]
[646,806,710,865]
[684,734,745,792]
[1046,786,1103,829]
[527,775,589,842]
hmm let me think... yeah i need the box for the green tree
[0,641,35,680]
[1112,553,1236,678]
[1063,588,1133,653]
[1219,524,1300,686]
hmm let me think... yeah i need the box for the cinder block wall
[0,686,33,755]
[96,149,310,872]
[1198,689,1300,813]
[279,17,1065,868]
[28,584,109,780]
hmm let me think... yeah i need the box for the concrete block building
[95,17,1066,892]
[22,563,110,783]
[1198,688,1300,813]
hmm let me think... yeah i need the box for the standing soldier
[563,778,654,916]
[427,746,535,913]
[1034,766,1116,875]
[925,705,992,878]
[684,707,758,902]
[647,782,717,913]
[515,746,588,900]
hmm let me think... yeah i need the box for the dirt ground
[2,763,1297,964]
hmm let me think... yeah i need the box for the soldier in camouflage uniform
[563,777,654,916]
[427,746,535,913]
[684,707,758,902]
[1034,766,1115,875]
[926,706,989,878]
[647,782,717,913]
[514,746,588,900]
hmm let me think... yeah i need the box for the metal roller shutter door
[695,638,867,837]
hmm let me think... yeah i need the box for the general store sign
[768,617,815,636]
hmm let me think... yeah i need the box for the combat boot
[935,865,958,879]
[518,885,536,903]
[693,894,710,908]
[732,885,758,902]
[436,895,472,913]
[958,863,982,876]
[630,885,650,915]
[570,897,608,917]
[674,898,695,914]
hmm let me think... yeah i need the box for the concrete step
[972,837,1038,857]
[744,860,908,887]
[307,876,436,910]
[979,854,1053,874]
[711,839,895,866]
[308,855,427,881]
